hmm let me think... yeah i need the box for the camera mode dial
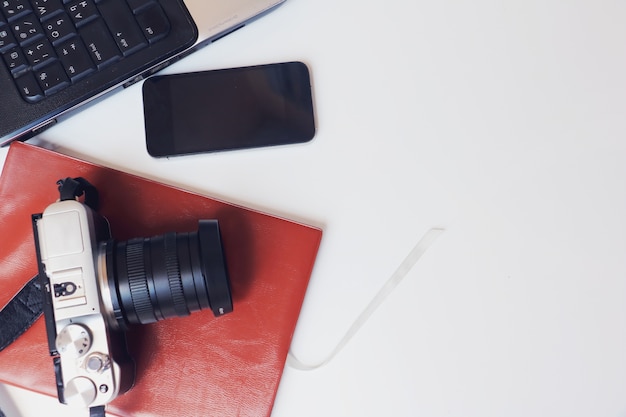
[56,323,92,358]
[64,376,97,407]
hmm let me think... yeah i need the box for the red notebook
[0,142,322,417]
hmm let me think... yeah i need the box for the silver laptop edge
[187,0,285,49]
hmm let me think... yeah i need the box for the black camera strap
[90,406,106,417]
[0,275,42,352]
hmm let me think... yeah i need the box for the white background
[2,0,626,416]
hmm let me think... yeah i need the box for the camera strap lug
[57,177,99,210]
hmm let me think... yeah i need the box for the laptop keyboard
[0,0,171,103]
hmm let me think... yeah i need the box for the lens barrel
[105,220,232,328]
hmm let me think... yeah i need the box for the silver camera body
[33,178,233,416]
[33,199,133,413]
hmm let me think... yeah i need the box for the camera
[32,178,233,416]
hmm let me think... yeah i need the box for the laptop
[0,0,285,146]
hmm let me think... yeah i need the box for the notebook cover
[0,142,322,417]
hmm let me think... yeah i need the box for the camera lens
[104,220,233,328]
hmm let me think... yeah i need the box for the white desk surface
[2,0,626,416]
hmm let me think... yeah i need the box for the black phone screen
[142,61,316,157]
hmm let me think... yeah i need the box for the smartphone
[142,61,316,157]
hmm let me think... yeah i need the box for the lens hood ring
[197,220,233,316]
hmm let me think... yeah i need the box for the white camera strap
[287,227,445,371]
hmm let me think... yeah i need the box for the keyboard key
[0,23,17,52]
[11,13,44,45]
[31,0,64,22]
[66,0,99,27]
[126,0,153,13]
[1,0,31,21]
[35,60,69,94]
[78,18,120,68]
[43,12,75,45]
[23,38,56,67]
[56,36,93,80]
[97,0,146,56]
[14,71,44,102]
[134,3,169,44]
[3,46,28,75]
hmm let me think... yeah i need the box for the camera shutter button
[85,353,110,373]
